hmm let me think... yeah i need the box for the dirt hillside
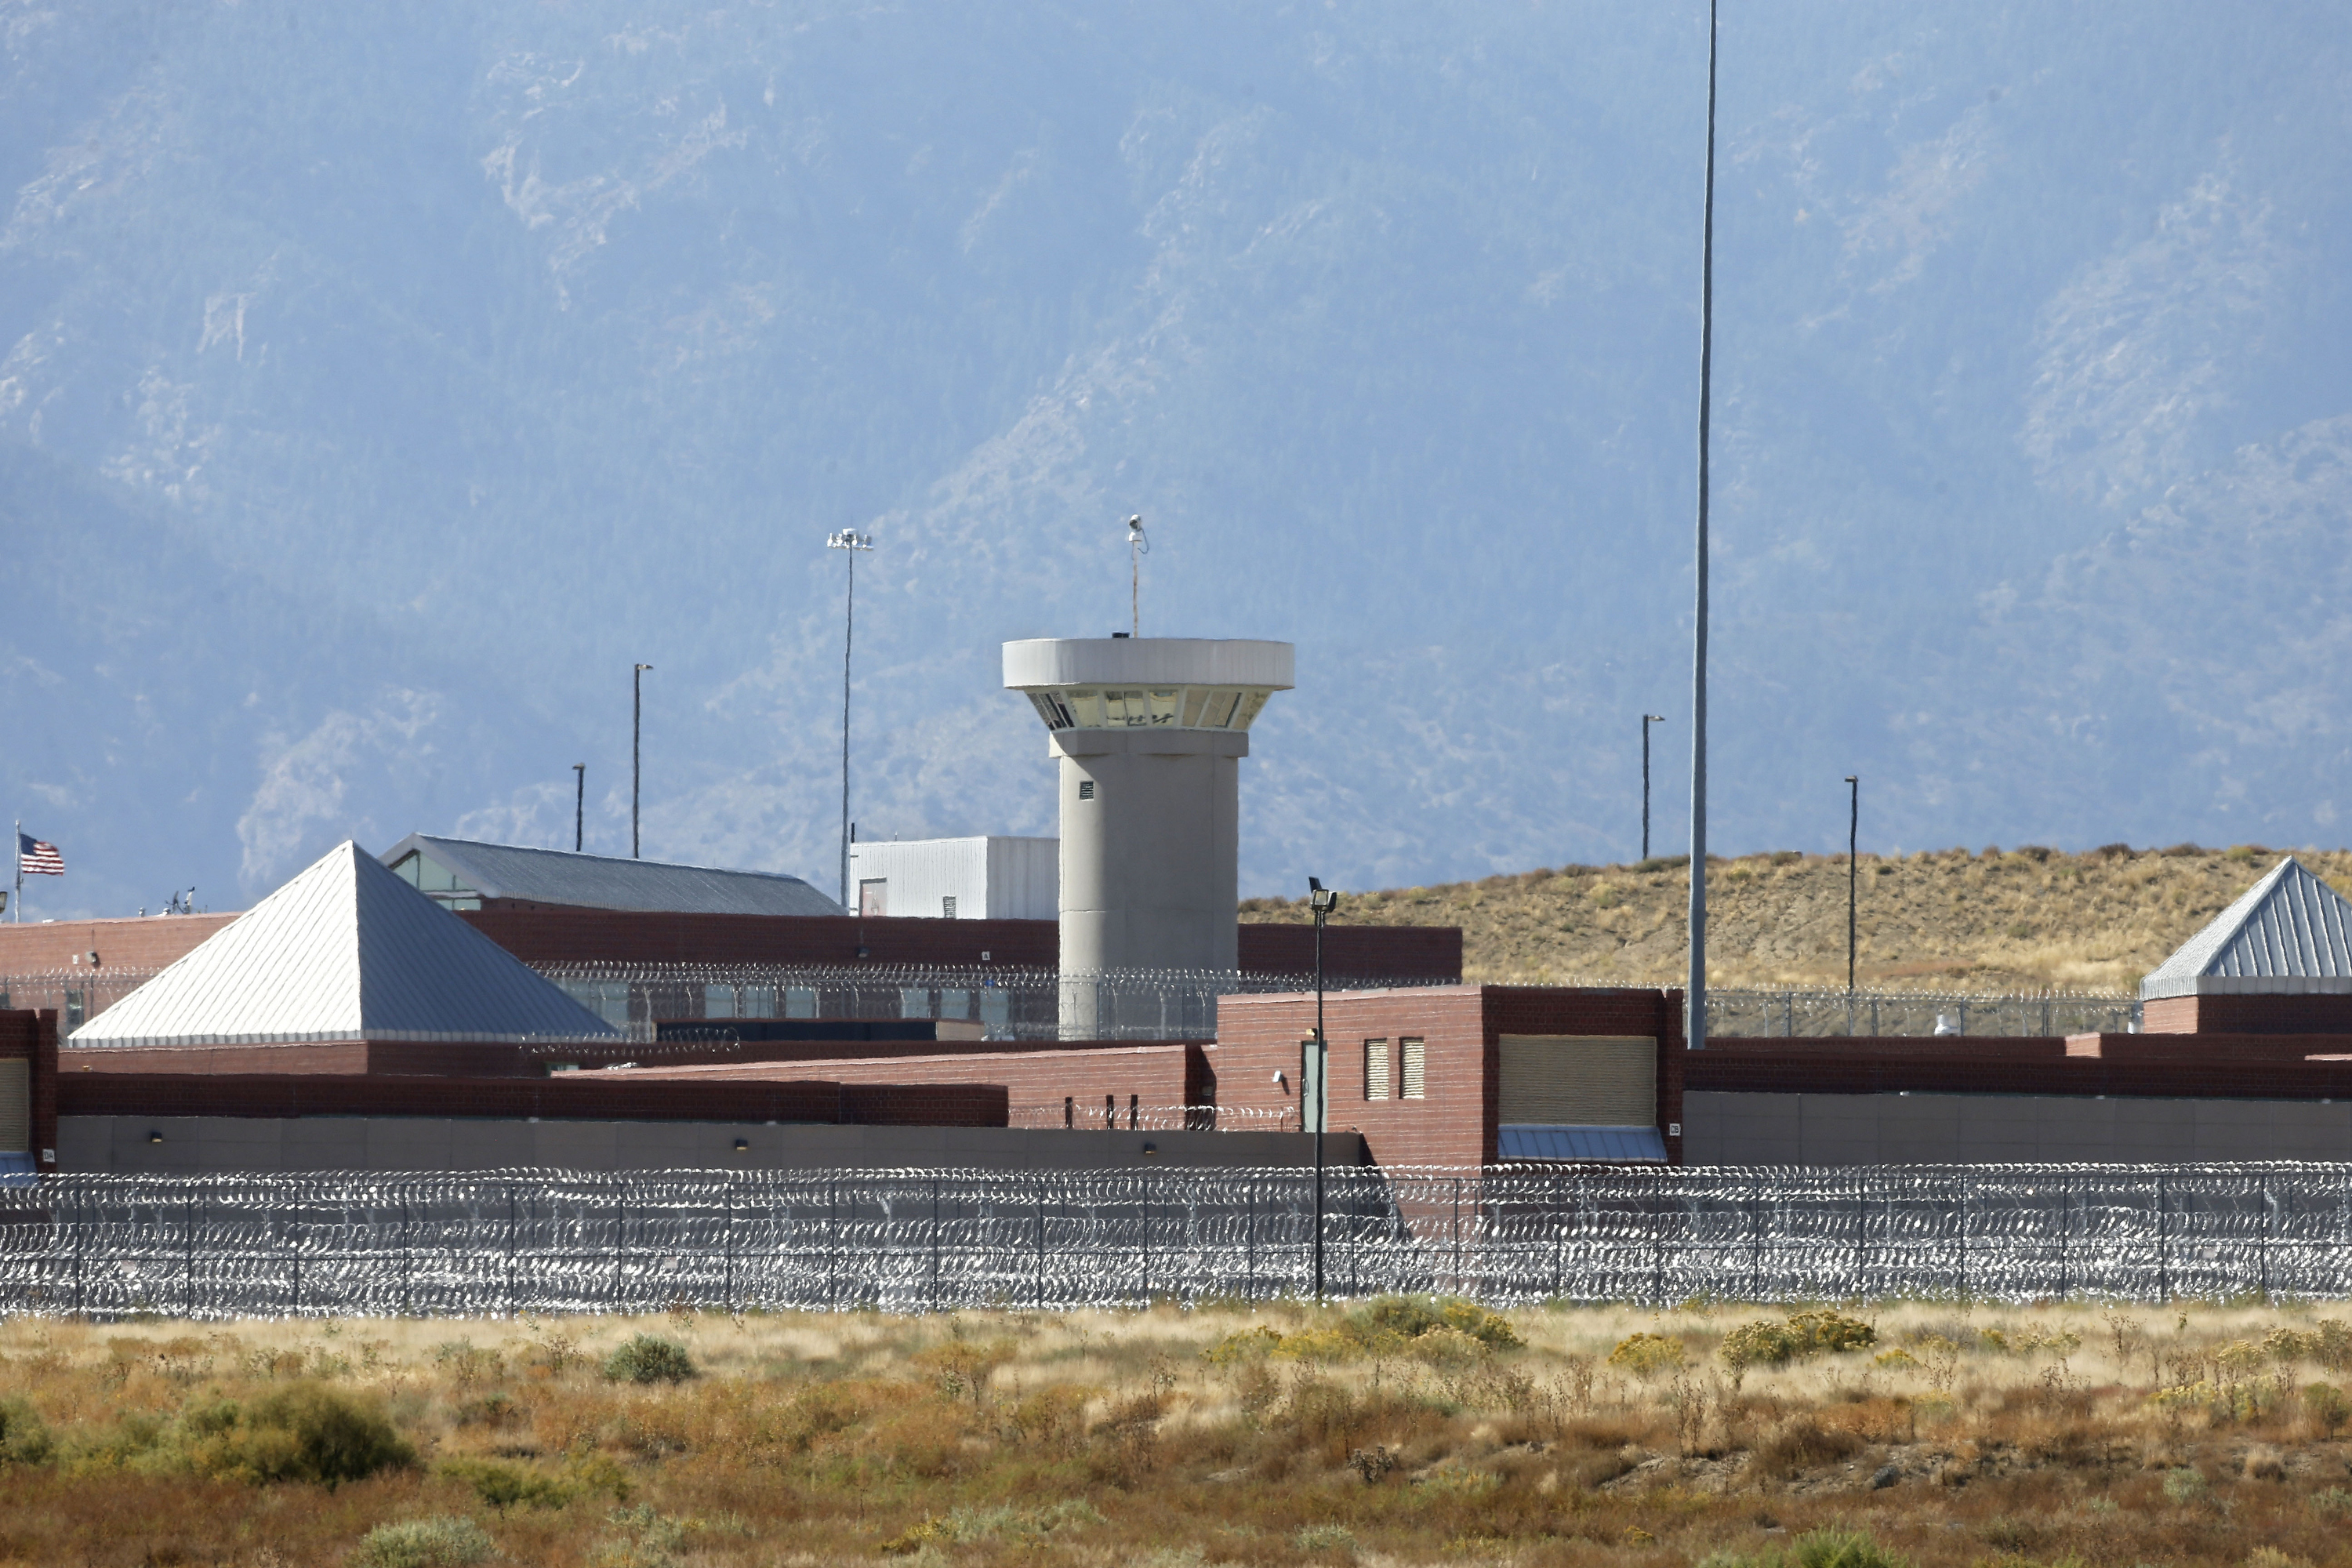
[1243,843,2352,994]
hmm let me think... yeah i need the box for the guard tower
[1004,638,1294,1031]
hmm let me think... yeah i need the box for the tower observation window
[1023,686,1270,732]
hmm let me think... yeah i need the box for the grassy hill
[1242,844,2352,994]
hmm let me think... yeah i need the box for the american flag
[16,833,63,876]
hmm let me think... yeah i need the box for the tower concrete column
[1004,637,1294,1036]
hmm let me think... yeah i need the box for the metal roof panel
[71,842,621,1047]
[2141,857,2352,999]
[379,834,844,917]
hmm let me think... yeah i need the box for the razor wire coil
[5,1163,2350,1319]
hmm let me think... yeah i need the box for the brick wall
[61,1041,539,1077]
[0,916,234,975]
[465,906,1461,978]
[602,1044,1202,1124]
[0,1008,58,1168]
[1235,924,1464,980]
[57,1072,1005,1127]
[1688,1036,2352,1101]
[1482,986,1685,1167]
[2143,994,2352,1035]
[1210,986,1682,1168]
[0,907,1461,989]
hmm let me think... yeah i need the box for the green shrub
[2161,1466,2209,1504]
[1697,1528,1910,1568]
[2304,1381,2349,1435]
[1720,1311,1876,1368]
[353,1515,495,1568]
[1294,1523,1357,1555]
[1350,1297,1522,1351]
[1720,1319,1806,1368]
[440,1454,573,1510]
[184,1383,416,1486]
[1787,1528,1908,1568]
[0,1396,54,1467]
[602,1334,695,1385]
[1607,1331,1686,1377]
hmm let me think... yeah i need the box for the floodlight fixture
[1126,514,1149,637]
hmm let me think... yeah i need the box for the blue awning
[1497,1124,1668,1162]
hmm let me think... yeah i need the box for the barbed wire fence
[16,966,2142,1045]
[4,1163,2347,1319]
[1704,988,2142,1039]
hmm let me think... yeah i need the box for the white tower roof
[2140,855,2352,1000]
[71,840,622,1047]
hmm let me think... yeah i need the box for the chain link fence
[13,967,2143,1045]
[4,1163,2347,1319]
[1704,988,2140,1039]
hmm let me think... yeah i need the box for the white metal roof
[2141,856,2352,1000]
[380,834,844,916]
[1002,638,1294,690]
[71,841,623,1047]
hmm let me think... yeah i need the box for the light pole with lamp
[1307,875,1339,1302]
[1642,714,1666,862]
[632,665,652,858]
[827,529,876,909]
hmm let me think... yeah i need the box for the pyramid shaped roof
[71,841,623,1047]
[2141,856,2352,1000]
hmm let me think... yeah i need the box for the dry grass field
[5,1298,2352,1566]
[1243,844,2352,995]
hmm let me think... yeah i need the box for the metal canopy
[71,841,622,1047]
[380,833,844,917]
[2141,856,2352,1000]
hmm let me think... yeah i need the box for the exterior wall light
[147,1131,165,1145]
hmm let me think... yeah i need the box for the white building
[844,836,1058,921]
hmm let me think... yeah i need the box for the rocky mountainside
[2,2,2347,917]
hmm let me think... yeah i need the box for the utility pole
[1308,876,1338,1303]
[1686,0,1719,1055]
[573,764,585,853]
[827,529,876,909]
[1641,715,1666,862]
[632,665,652,858]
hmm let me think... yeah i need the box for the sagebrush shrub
[1607,1332,1686,1377]
[602,1334,695,1385]
[353,1515,494,1568]
[0,1396,53,1467]
[185,1383,416,1486]
[440,1454,572,1510]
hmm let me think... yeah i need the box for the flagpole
[13,818,21,922]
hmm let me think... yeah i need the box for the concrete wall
[845,837,1058,922]
[60,1116,1363,1174]
[1055,729,1244,981]
[1686,1091,2352,1165]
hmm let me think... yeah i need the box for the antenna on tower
[1126,514,1148,637]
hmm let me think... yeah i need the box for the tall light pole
[1845,775,1860,1007]
[572,764,585,853]
[1686,0,1720,1054]
[632,664,652,859]
[1642,714,1666,862]
[827,528,876,909]
[1308,875,1339,1303]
